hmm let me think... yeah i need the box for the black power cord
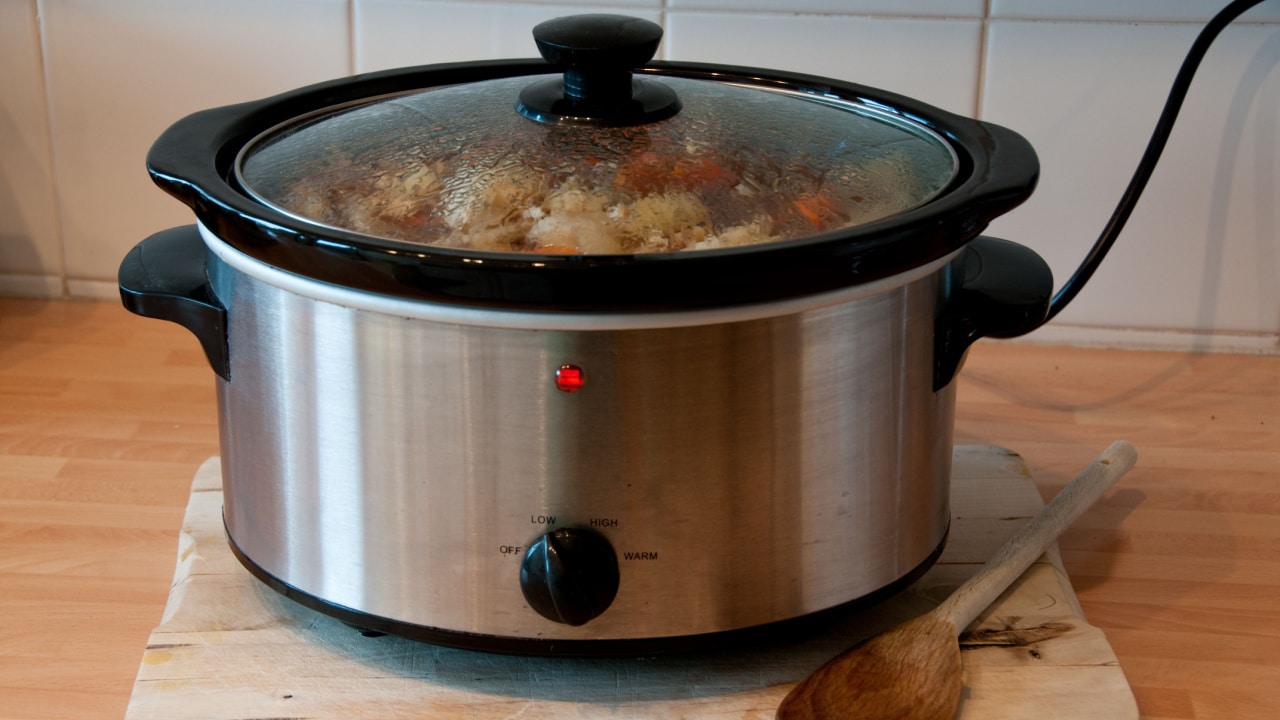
[1046,0,1272,321]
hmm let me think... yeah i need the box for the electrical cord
[1045,0,1271,321]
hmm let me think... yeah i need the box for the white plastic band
[200,222,959,331]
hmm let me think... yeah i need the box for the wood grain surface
[2,297,1278,719]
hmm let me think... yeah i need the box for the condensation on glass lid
[237,76,959,255]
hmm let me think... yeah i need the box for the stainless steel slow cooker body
[120,15,1053,654]
[205,222,957,649]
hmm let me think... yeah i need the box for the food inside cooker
[277,148,920,255]
[246,76,954,255]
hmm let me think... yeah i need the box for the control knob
[519,526,620,626]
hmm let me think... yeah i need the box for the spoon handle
[936,440,1138,634]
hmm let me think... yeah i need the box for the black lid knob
[517,15,681,127]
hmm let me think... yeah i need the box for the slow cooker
[119,14,1055,655]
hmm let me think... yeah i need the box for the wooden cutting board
[124,446,1137,719]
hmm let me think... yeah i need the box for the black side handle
[934,236,1053,390]
[118,226,229,381]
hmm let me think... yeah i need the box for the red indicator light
[556,365,585,393]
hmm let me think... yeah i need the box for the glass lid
[236,16,958,256]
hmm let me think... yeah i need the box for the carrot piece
[534,243,584,255]
[793,195,838,229]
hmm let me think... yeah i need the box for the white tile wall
[0,0,1276,351]
[355,2,663,72]
[668,0,985,15]
[982,19,1280,338]
[663,12,982,115]
[41,0,350,297]
[991,0,1280,21]
[0,0,61,296]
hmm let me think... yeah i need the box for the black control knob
[517,14,680,127]
[519,526,620,626]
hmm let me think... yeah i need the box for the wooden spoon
[776,440,1138,720]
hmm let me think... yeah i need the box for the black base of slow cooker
[227,525,947,657]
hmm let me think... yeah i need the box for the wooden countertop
[2,297,1277,720]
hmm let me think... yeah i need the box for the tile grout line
[976,0,991,120]
[347,0,357,76]
[661,0,670,60]
[31,0,69,299]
